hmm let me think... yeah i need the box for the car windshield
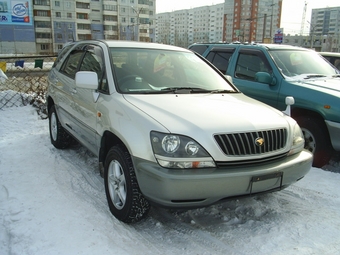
[110,48,236,94]
[269,50,338,78]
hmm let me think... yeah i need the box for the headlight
[288,123,305,155]
[150,131,215,169]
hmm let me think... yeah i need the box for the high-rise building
[310,6,340,52]
[0,0,156,54]
[156,0,282,47]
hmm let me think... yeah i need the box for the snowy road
[1,106,340,255]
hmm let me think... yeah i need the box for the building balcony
[35,27,52,33]
[75,8,91,14]
[34,16,51,22]
[104,30,118,36]
[77,29,92,34]
[103,20,118,25]
[35,38,53,44]
[33,5,50,10]
[75,18,91,24]
[103,10,118,15]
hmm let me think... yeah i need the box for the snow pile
[1,105,340,255]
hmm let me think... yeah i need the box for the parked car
[47,40,312,223]
[319,52,340,71]
[189,43,340,167]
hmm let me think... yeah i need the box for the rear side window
[206,50,234,74]
[189,45,209,55]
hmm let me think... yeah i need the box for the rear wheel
[296,116,332,167]
[49,105,72,149]
[104,145,150,223]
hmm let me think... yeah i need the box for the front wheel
[296,116,332,168]
[104,145,150,223]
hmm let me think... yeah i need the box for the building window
[57,33,62,39]
[68,24,72,29]
[41,44,50,50]
[35,21,51,28]
[103,5,118,11]
[76,13,88,19]
[67,13,72,18]
[34,0,49,6]
[77,24,91,30]
[104,15,117,21]
[56,12,61,18]
[55,1,60,7]
[76,2,90,9]
[35,10,49,17]
[36,33,51,38]
[58,44,63,50]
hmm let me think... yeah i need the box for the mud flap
[249,172,283,195]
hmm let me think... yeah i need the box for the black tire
[48,105,72,149]
[296,116,332,168]
[104,145,150,223]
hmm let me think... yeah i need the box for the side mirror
[283,96,295,116]
[225,75,234,84]
[75,71,98,90]
[75,71,100,102]
[255,72,276,86]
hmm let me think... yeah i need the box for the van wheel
[104,145,150,223]
[296,116,332,168]
[49,105,72,149]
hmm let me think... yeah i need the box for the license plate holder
[249,172,283,195]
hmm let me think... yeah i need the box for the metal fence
[0,55,56,117]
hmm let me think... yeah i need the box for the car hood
[123,93,290,135]
[288,75,340,94]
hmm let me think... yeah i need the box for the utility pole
[131,6,143,41]
[307,21,315,48]
[269,1,275,43]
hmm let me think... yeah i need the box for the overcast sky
[155,0,339,35]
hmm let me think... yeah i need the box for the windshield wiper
[160,87,209,93]
[209,89,238,94]
[304,74,327,79]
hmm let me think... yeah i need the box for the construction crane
[300,1,308,35]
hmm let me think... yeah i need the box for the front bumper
[133,150,313,208]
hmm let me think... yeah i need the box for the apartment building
[0,0,156,54]
[309,6,340,52]
[156,4,224,47]
[156,0,282,47]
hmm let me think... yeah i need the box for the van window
[235,50,272,81]
[206,51,234,74]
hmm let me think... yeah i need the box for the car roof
[319,52,340,57]
[67,40,191,53]
[189,42,312,52]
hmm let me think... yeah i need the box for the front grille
[214,128,287,156]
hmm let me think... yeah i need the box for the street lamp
[131,6,143,41]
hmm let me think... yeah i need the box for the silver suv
[47,40,312,223]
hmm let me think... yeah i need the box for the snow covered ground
[1,105,340,255]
